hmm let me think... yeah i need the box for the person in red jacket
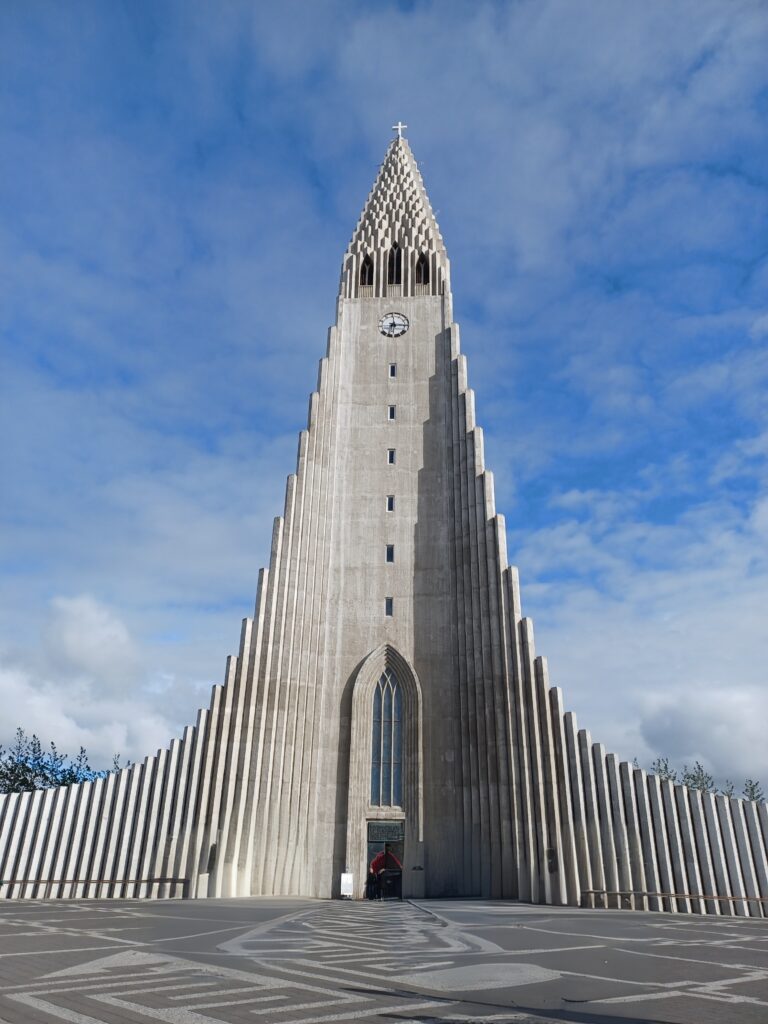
[370,844,402,875]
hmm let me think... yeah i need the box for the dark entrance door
[378,864,402,899]
[366,821,404,900]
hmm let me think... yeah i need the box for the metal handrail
[582,887,768,910]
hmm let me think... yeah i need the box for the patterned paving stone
[0,898,766,1023]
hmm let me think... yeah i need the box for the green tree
[681,761,715,793]
[650,756,677,783]
[0,728,125,795]
[648,755,764,803]
[743,779,764,802]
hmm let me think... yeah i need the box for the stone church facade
[1,135,767,916]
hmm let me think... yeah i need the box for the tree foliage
[650,756,677,783]
[0,728,125,795]
[743,779,765,802]
[680,761,715,793]
[646,754,762,801]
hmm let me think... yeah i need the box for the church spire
[340,132,450,299]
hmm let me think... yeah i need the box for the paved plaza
[0,897,766,1024]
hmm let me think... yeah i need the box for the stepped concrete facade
[1,135,767,915]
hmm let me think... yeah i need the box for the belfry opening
[387,243,402,284]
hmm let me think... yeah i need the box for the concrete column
[189,687,224,895]
[151,739,181,897]
[578,729,605,898]
[61,781,94,898]
[533,658,567,904]
[632,769,662,911]
[592,744,619,905]
[125,757,155,897]
[14,789,43,899]
[137,749,167,898]
[731,799,762,917]
[90,771,118,898]
[520,618,549,903]
[549,689,580,905]
[112,762,145,897]
[563,712,591,900]
[688,788,721,915]
[606,754,632,899]
[4,792,32,898]
[716,795,748,916]
[674,786,705,914]
[174,714,208,893]
[742,801,768,912]
[647,774,676,913]
[702,791,734,916]
[505,567,535,903]
[619,762,646,908]
[487,515,516,898]
[660,781,691,913]
[49,785,79,899]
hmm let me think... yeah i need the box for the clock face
[379,312,410,338]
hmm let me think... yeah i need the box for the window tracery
[370,670,403,806]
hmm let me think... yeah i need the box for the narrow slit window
[386,495,395,511]
[387,244,402,285]
[415,251,430,285]
[386,544,394,563]
[387,449,396,465]
[389,363,397,378]
[388,405,396,421]
[360,254,374,286]
[385,597,394,616]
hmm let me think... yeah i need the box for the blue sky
[1,0,767,785]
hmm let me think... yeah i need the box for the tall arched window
[370,670,403,806]
[415,252,430,285]
[360,253,374,286]
[387,244,402,285]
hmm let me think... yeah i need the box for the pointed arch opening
[346,644,424,899]
[415,251,430,285]
[360,253,374,287]
[387,244,402,285]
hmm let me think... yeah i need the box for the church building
[1,130,767,916]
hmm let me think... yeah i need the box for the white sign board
[340,872,354,898]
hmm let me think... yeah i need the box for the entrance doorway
[366,821,404,900]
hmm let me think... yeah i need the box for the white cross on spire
[391,121,407,139]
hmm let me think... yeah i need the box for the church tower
[2,131,767,916]
[244,128,513,900]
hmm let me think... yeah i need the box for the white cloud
[750,312,768,340]
[513,470,768,784]
[44,595,140,689]
[0,596,177,765]
[641,686,768,783]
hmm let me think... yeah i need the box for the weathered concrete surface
[1,897,767,1023]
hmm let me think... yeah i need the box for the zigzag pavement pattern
[1,899,767,1023]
